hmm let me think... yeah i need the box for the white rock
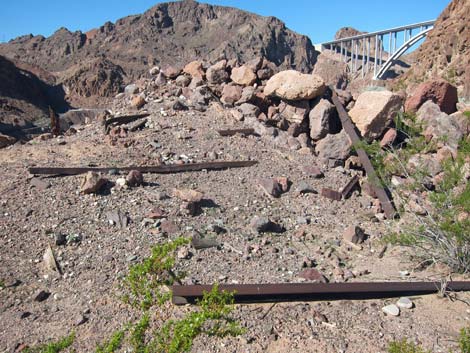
[382,304,400,316]
[396,297,414,309]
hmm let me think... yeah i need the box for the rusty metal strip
[217,128,256,137]
[330,88,396,218]
[172,281,470,305]
[341,175,360,199]
[29,160,258,176]
[104,113,150,133]
[321,188,342,201]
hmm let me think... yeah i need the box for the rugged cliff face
[402,0,470,98]
[0,0,317,80]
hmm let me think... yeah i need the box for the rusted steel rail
[172,281,470,305]
[217,128,256,137]
[330,88,396,218]
[28,160,258,176]
[104,113,151,133]
[341,174,360,199]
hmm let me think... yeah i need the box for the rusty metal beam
[172,281,470,305]
[330,88,396,218]
[217,128,256,137]
[29,160,258,176]
[341,175,360,199]
[104,113,150,133]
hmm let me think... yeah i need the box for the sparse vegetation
[361,112,470,272]
[98,238,244,352]
[388,339,430,353]
[122,237,189,310]
[95,328,127,353]
[24,332,75,353]
[459,327,470,353]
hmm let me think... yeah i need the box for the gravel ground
[1,100,469,353]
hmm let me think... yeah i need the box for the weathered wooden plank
[28,160,258,176]
[330,88,396,218]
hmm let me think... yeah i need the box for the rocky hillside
[0,0,317,81]
[402,0,470,99]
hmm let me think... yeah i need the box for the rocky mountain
[0,55,70,137]
[402,0,470,99]
[0,0,317,82]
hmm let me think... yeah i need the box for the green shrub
[24,332,75,353]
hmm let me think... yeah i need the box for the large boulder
[309,98,337,141]
[230,65,257,86]
[349,90,402,140]
[405,79,458,115]
[264,70,325,101]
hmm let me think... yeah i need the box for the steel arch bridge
[319,20,435,80]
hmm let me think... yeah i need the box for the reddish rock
[183,60,205,79]
[126,170,144,187]
[380,128,397,147]
[275,177,290,192]
[172,189,204,202]
[258,178,282,198]
[405,79,458,115]
[221,84,243,105]
[163,65,182,79]
[131,96,146,109]
[231,65,257,86]
[160,220,180,235]
[298,268,328,283]
[80,172,108,194]
[302,166,324,178]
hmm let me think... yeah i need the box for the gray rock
[309,98,336,141]
[238,103,260,118]
[315,131,352,161]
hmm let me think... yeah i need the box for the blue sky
[0,0,450,44]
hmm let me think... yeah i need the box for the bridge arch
[319,20,435,80]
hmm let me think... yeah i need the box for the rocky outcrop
[349,90,403,140]
[61,58,125,98]
[0,1,318,80]
[401,0,470,99]
[264,70,325,101]
[405,79,458,115]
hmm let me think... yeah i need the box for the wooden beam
[330,88,396,218]
[29,160,258,176]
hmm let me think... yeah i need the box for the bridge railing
[319,20,435,80]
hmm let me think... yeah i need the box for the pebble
[382,304,400,316]
[126,255,138,262]
[396,297,414,309]
[399,270,410,277]
[55,233,67,246]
